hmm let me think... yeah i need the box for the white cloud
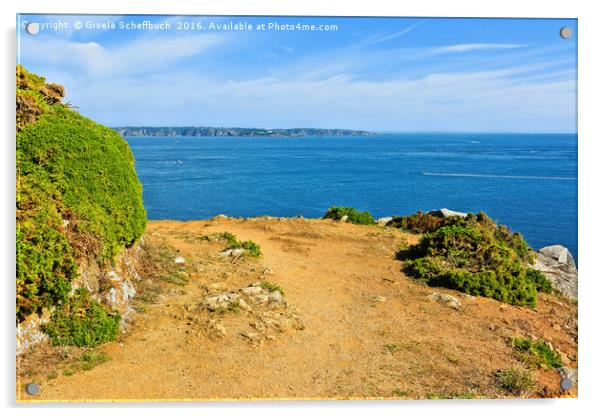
[21,33,224,77]
[359,19,428,46]
[430,43,527,54]
[68,63,575,133]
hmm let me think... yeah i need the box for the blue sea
[127,133,578,261]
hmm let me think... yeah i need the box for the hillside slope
[18,217,577,401]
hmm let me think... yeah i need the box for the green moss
[42,288,120,347]
[323,206,375,225]
[511,337,563,369]
[16,66,146,321]
[400,212,552,308]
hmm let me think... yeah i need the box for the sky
[17,15,577,133]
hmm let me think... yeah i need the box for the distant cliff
[113,126,375,138]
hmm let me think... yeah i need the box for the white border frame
[2,1,601,415]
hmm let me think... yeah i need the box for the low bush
[388,211,453,233]
[401,212,552,308]
[495,367,535,395]
[511,337,563,369]
[218,231,262,257]
[42,288,120,347]
[323,206,375,225]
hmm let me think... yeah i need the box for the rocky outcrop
[376,217,393,226]
[428,292,461,310]
[16,242,146,355]
[427,208,468,218]
[533,245,577,300]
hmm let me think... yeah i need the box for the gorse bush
[401,212,552,308]
[324,206,375,225]
[16,65,147,321]
[42,288,120,347]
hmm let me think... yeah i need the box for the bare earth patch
[17,217,578,401]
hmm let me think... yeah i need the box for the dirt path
[18,217,578,401]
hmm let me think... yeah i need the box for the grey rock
[340,215,349,222]
[268,291,284,304]
[376,217,393,226]
[238,298,250,311]
[558,367,578,386]
[174,256,186,264]
[241,286,263,295]
[218,248,246,257]
[203,292,239,310]
[538,245,576,269]
[428,292,461,309]
[459,293,476,301]
[427,208,468,218]
[533,245,577,299]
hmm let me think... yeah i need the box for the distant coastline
[113,126,375,138]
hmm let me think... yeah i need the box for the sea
[126,133,578,262]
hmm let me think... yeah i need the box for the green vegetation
[260,281,284,295]
[215,231,239,247]
[392,388,409,397]
[399,212,552,308]
[495,367,535,395]
[78,351,111,371]
[216,231,262,257]
[16,65,146,321]
[42,288,120,347]
[159,271,189,286]
[384,343,401,354]
[324,206,375,225]
[511,337,563,369]
[238,240,262,257]
[388,211,455,234]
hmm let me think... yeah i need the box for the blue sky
[18,15,577,132]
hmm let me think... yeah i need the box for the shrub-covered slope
[16,65,146,322]
[399,212,551,308]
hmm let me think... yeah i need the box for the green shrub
[240,240,262,257]
[216,231,239,247]
[323,206,375,225]
[42,288,120,347]
[511,337,562,369]
[388,211,452,233]
[495,367,535,395]
[16,66,146,321]
[218,231,262,257]
[260,281,284,294]
[401,212,552,308]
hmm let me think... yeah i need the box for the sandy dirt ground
[17,217,578,402]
